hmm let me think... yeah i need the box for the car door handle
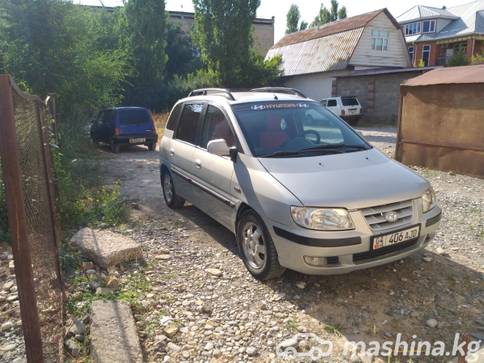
[169,148,175,156]
[195,159,202,169]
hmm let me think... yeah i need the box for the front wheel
[237,210,285,280]
[161,170,185,209]
[147,142,156,151]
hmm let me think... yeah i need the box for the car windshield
[341,97,359,106]
[118,109,152,125]
[232,101,371,158]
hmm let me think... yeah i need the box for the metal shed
[395,64,484,177]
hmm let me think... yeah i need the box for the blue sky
[79,0,469,41]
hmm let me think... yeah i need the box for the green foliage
[471,52,484,64]
[124,0,168,109]
[192,0,265,87]
[416,58,425,68]
[0,0,129,116]
[338,6,347,19]
[299,20,308,31]
[447,50,469,67]
[311,0,347,27]
[286,4,301,34]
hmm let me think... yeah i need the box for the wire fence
[0,74,63,362]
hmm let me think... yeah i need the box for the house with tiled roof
[398,0,484,66]
[266,9,410,100]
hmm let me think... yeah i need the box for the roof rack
[188,88,235,100]
[250,87,307,98]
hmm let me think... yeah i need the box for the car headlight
[421,187,436,213]
[290,207,354,231]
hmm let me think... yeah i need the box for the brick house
[397,1,484,66]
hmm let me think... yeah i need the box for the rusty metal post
[0,74,44,363]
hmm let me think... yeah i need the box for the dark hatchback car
[90,107,158,153]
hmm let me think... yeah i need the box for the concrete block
[70,228,142,269]
[90,300,143,363]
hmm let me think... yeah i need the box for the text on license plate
[129,138,146,144]
[372,225,420,250]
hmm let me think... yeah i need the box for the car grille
[362,200,414,232]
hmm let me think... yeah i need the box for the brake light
[114,127,120,136]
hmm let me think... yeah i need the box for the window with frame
[176,103,204,144]
[408,46,415,63]
[200,105,236,148]
[327,99,337,107]
[404,22,421,36]
[422,45,431,66]
[422,19,436,33]
[371,29,389,51]
[102,110,114,125]
[166,103,183,130]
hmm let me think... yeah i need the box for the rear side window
[118,109,152,125]
[341,97,359,106]
[166,103,182,130]
[176,103,204,144]
[102,110,114,124]
[327,99,337,107]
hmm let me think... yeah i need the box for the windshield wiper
[300,144,369,153]
[259,150,306,158]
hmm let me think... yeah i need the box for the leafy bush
[448,50,469,67]
[471,53,484,65]
[53,120,126,230]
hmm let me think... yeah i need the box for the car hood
[257,148,429,210]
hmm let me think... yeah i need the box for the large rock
[70,228,142,269]
[90,300,143,363]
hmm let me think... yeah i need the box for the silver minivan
[159,88,441,280]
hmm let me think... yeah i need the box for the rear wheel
[161,170,185,209]
[237,210,285,280]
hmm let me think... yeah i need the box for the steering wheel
[303,130,320,144]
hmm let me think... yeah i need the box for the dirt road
[100,129,483,362]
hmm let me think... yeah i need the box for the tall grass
[152,112,170,142]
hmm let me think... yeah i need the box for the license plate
[129,138,145,144]
[372,225,420,250]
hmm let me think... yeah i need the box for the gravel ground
[98,128,483,363]
[1,127,482,362]
[0,246,26,363]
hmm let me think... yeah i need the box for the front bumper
[270,206,442,275]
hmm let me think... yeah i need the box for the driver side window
[200,105,236,148]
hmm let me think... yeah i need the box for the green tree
[0,0,128,116]
[311,4,331,27]
[165,21,201,78]
[448,50,469,67]
[299,20,308,30]
[286,4,301,34]
[124,0,168,108]
[338,6,347,19]
[192,0,261,87]
[311,1,347,28]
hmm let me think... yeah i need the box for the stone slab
[90,300,143,363]
[70,228,142,269]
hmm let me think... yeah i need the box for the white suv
[321,96,362,125]
[159,88,441,280]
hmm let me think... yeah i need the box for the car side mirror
[207,139,230,157]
